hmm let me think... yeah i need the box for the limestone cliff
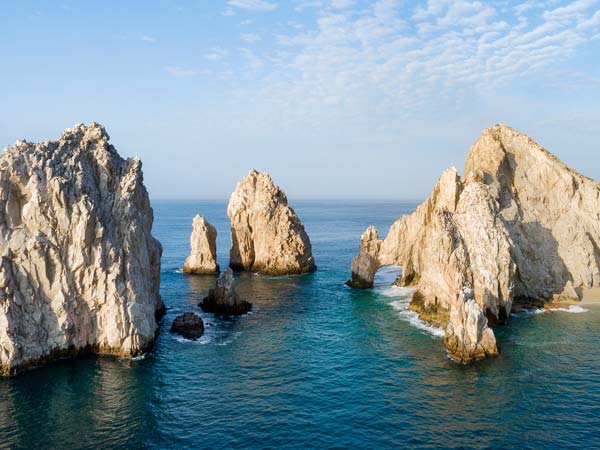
[464,125,600,304]
[0,123,162,376]
[182,215,219,274]
[349,124,600,363]
[227,169,315,275]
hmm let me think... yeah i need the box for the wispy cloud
[225,0,600,126]
[228,0,277,11]
[204,47,229,60]
[141,34,157,43]
[295,1,323,11]
[166,66,209,78]
[331,0,356,8]
[242,33,262,43]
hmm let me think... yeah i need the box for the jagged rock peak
[0,123,162,376]
[182,215,219,274]
[227,169,316,275]
[349,124,599,363]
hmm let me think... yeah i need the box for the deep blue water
[1,200,599,449]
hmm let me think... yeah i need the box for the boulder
[182,215,219,274]
[170,312,204,340]
[227,169,315,275]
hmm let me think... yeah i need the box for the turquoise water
[1,200,599,449]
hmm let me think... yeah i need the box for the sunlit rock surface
[0,123,162,375]
[349,124,600,363]
[182,215,219,275]
[227,169,315,275]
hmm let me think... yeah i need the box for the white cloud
[543,0,599,22]
[204,47,229,60]
[166,66,209,78]
[295,1,323,11]
[141,35,157,43]
[228,0,277,11]
[228,0,600,127]
[331,0,356,8]
[242,33,262,43]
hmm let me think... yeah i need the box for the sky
[1,0,599,200]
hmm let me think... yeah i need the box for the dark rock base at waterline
[199,297,253,317]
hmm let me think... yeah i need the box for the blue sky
[1,0,599,199]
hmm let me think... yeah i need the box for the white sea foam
[378,281,444,338]
[551,305,590,314]
[389,299,446,337]
[173,334,213,345]
[378,285,416,298]
[130,354,147,361]
[511,305,589,317]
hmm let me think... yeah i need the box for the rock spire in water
[0,123,163,376]
[200,268,252,316]
[227,169,315,275]
[349,124,600,363]
[182,215,219,274]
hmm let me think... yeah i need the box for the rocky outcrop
[444,288,498,363]
[227,169,315,275]
[346,226,381,289]
[182,215,219,274]
[0,123,163,376]
[349,124,600,363]
[200,269,252,316]
[170,312,204,340]
[463,125,600,303]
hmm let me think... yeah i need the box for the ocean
[1,200,599,449]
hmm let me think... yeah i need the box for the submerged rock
[200,268,252,316]
[349,124,600,363]
[0,123,162,376]
[182,215,219,274]
[170,312,204,340]
[227,169,315,275]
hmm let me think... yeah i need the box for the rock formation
[349,124,600,363]
[170,312,204,340]
[182,215,219,274]
[227,169,315,275]
[0,123,163,376]
[200,268,252,316]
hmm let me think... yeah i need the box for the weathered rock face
[444,288,498,363]
[200,268,252,316]
[464,125,600,303]
[170,312,204,340]
[349,124,600,363]
[227,169,315,275]
[347,226,381,288]
[0,123,163,376]
[182,215,219,274]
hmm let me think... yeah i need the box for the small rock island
[200,268,252,316]
[0,124,163,376]
[227,169,316,275]
[171,312,205,340]
[182,215,219,274]
[348,124,600,363]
